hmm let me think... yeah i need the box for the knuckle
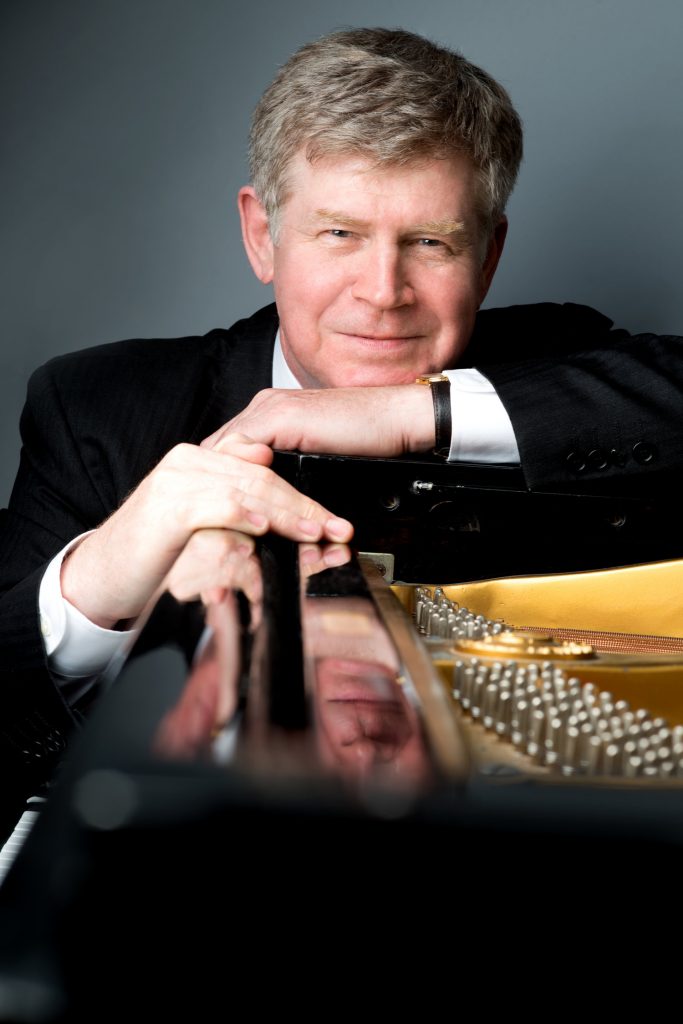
[145,464,176,502]
[164,442,194,465]
[222,496,241,523]
[301,499,325,520]
[168,580,189,602]
[214,430,246,451]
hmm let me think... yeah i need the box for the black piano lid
[273,450,681,581]
[1,452,682,1015]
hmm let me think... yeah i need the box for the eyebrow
[414,219,468,236]
[313,208,369,229]
[313,209,468,237]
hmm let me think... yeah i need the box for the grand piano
[0,453,681,1018]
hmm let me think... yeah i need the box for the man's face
[240,151,505,388]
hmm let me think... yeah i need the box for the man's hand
[163,527,263,613]
[60,433,352,629]
[201,385,436,457]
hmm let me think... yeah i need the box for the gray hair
[249,27,523,239]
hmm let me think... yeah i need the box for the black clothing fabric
[0,300,680,804]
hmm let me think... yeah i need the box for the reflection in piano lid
[0,540,474,1020]
[149,542,463,802]
[2,467,683,1014]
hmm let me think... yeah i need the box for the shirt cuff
[444,368,520,463]
[39,533,137,679]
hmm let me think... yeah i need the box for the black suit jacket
[0,300,681,808]
[0,305,277,813]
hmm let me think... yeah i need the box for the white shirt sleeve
[273,332,519,464]
[38,353,513,706]
[444,368,520,464]
[39,533,137,703]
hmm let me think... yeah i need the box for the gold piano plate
[454,630,596,660]
[385,558,683,783]
[411,557,683,640]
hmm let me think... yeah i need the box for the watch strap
[415,373,451,457]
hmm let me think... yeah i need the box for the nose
[351,244,414,310]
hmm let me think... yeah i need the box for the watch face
[416,373,449,385]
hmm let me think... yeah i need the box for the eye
[410,237,459,258]
[327,229,354,239]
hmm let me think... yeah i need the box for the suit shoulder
[33,331,224,392]
[468,301,626,364]
[476,300,617,334]
[28,304,279,399]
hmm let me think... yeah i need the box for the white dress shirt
[40,331,519,689]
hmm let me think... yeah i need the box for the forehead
[280,149,482,225]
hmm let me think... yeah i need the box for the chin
[325,367,417,388]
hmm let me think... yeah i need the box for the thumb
[204,430,274,466]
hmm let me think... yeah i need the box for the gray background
[2,0,682,504]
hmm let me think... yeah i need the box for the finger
[300,543,325,577]
[322,543,352,568]
[165,528,258,602]
[156,447,354,543]
[299,542,352,577]
[179,474,353,544]
[170,554,263,604]
[185,526,256,558]
[164,441,272,475]
[221,469,353,541]
[209,432,274,466]
[200,585,228,606]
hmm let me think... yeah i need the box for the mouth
[338,331,422,347]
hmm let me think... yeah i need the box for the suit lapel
[187,303,279,445]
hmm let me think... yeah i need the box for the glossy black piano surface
[0,456,682,1017]
[274,451,680,580]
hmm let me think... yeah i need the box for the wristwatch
[415,372,451,457]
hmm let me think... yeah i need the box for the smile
[339,332,421,346]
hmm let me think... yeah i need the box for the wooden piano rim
[358,555,469,781]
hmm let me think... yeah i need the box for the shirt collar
[271,329,302,389]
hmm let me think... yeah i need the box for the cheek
[275,257,346,320]
[429,279,480,358]
[441,269,484,320]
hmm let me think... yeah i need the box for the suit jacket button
[587,448,608,470]
[566,450,586,473]
[632,441,656,464]
[609,448,627,467]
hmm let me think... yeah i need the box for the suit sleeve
[477,330,683,493]
[0,361,112,800]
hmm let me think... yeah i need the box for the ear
[238,186,275,284]
[478,216,508,304]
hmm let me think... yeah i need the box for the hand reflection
[315,657,429,781]
[152,538,352,762]
[303,595,432,785]
[153,527,263,760]
[153,592,242,760]
[299,541,352,578]
[164,527,263,620]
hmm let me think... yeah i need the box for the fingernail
[324,546,350,567]
[247,511,268,528]
[326,517,352,540]
[299,546,320,565]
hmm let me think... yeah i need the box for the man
[0,27,681,811]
